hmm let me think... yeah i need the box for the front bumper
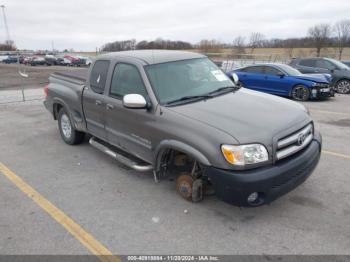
[310,87,334,99]
[205,131,322,207]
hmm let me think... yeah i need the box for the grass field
[74,47,350,61]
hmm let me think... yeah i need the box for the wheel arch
[52,98,69,120]
[335,77,350,85]
[289,82,311,97]
[154,140,211,173]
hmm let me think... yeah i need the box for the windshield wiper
[165,94,214,106]
[208,85,239,96]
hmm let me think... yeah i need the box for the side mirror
[123,94,147,109]
[230,72,239,85]
[277,72,285,78]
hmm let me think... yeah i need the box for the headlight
[221,144,268,166]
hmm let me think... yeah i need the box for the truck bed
[52,69,88,82]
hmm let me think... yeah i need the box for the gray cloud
[0,0,349,50]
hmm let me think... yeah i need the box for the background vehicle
[342,61,350,67]
[30,57,46,66]
[44,50,321,207]
[45,55,58,66]
[229,64,333,101]
[2,55,18,64]
[57,57,72,66]
[290,57,350,94]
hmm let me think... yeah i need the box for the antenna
[1,5,11,45]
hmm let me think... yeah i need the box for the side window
[245,66,264,74]
[90,60,110,94]
[299,59,316,67]
[264,66,281,75]
[316,60,335,70]
[110,63,147,98]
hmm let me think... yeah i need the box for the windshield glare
[145,58,234,104]
[278,64,302,76]
[326,58,350,70]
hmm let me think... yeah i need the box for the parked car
[290,57,350,94]
[63,54,82,66]
[0,55,9,62]
[85,57,92,66]
[2,55,18,64]
[57,58,72,66]
[342,60,350,67]
[228,64,333,101]
[44,50,322,207]
[45,55,58,66]
[23,56,34,65]
[30,57,46,66]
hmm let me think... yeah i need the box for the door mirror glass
[123,94,147,109]
[231,72,239,84]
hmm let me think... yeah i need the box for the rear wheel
[58,108,84,145]
[291,85,310,101]
[335,79,350,94]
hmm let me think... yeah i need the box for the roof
[99,50,206,65]
[243,63,286,67]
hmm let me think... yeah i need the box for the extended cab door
[82,60,110,139]
[104,62,155,163]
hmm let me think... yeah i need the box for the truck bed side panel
[47,74,87,132]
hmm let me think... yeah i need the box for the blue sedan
[228,64,333,101]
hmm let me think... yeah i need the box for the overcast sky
[0,0,349,51]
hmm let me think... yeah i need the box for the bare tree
[308,23,331,57]
[198,39,223,53]
[233,36,246,53]
[334,20,350,60]
[249,32,265,53]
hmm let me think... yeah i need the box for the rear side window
[299,59,316,67]
[90,60,110,94]
[243,66,264,74]
[264,66,281,75]
[110,63,147,98]
[315,60,335,70]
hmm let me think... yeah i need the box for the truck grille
[276,123,313,161]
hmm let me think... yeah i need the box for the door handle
[95,100,102,106]
[106,104,114,110]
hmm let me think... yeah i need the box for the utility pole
[0,5,12,45]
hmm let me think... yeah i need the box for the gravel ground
[0,64,85,90]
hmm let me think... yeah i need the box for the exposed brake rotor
[176,173,194,201]
[176,172,203,202]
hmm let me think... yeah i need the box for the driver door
[104,62,155,163]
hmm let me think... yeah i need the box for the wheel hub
[61,114,72,138]
[337,80,350,94]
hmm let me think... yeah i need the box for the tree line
[101,20,350,60]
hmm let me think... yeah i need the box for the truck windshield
[145,58,234,105]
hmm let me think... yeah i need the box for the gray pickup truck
[44,50,322,207]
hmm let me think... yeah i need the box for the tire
[291,85,310,101]
[58,108,84,145]
[335,79,350,94]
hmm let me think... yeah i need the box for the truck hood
[166,89,310,145]
[293,74,330,83]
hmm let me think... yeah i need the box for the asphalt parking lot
[0,91,350,257]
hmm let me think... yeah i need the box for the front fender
[154,140,211,172]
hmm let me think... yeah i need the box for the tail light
[44,84,49,98]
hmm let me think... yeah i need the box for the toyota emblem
[297,133,306,146]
